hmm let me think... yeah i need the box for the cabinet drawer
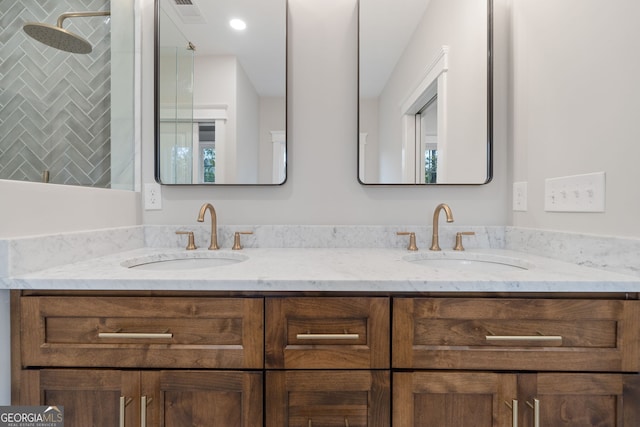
[393,298,640,372]
[20,296,264,369]
[266,297,390,369]
[266,370,390,427]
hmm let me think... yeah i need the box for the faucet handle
[232,231,254,250]
[397,232,418,251]
[176,231,197,250]
[453,231,475,251]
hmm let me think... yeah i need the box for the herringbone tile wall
[0,0,111,187]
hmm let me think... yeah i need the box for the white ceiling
[160,0,286,97]
[160,0,429,99]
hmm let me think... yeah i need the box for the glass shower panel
[158,7,194,184]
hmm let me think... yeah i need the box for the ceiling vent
[170,0,206,24]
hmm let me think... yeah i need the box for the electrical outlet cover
[144,183,162,210]
[513,181,528,211]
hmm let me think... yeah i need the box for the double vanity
[4,221,640,426]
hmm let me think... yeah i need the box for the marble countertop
[4,247,640,293]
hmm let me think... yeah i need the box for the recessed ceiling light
[229,18,247,31]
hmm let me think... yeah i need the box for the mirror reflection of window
[198,123,216,183]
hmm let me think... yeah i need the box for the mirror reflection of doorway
[417,97,438,183]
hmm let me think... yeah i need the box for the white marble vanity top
[4,247,639,293]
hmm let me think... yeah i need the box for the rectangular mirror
[155,0,287,185]
[0,0,136,190]
[359,0,492,185]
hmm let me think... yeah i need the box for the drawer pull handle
[526,399,540,427]
[486,335,562,342]
[505,400,518,427]
[296,333,360,340]
[308,417,350,426]
[99,332,173,339]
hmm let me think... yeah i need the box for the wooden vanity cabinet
[18,369,262,427]
[265,297,391,426]
[13,292,640,426]
[266,370,390,427]
[394,371,640,427]
[13,293,265,427]
[393,297,640,427]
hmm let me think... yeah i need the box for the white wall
[235,62,260,183]
[141,0,510,227]
[0,180,140,238]
[509,0,640,238]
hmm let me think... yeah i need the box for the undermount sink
[122,252,248,271]
[403,252,532,273]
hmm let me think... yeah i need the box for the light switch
[544,172,605,212]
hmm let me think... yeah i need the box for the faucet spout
[430,203,454,251]
[197,203,219,250]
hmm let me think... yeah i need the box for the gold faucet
[197,203,219,250]
[430,203,454,251]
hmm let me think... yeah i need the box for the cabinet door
[142,370,263,427]
[18,369,140,427]
[266,370,390,427]
[519,373,640,427]
[393,371,517,427]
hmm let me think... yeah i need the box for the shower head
[23,11,110,54]
[23,23,92,54]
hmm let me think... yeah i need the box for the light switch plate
[544,172,605,212]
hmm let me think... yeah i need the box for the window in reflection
[202,147,216,183]
[198,123,216,183]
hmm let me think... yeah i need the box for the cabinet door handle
[119,396,132,427]
[486,335,562,342]
[98,332,173,339]
[296,333,360,340]
[505,400,518,427]
[140,396,150,427]
[119,396,125,427]
[526,398,540,427]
